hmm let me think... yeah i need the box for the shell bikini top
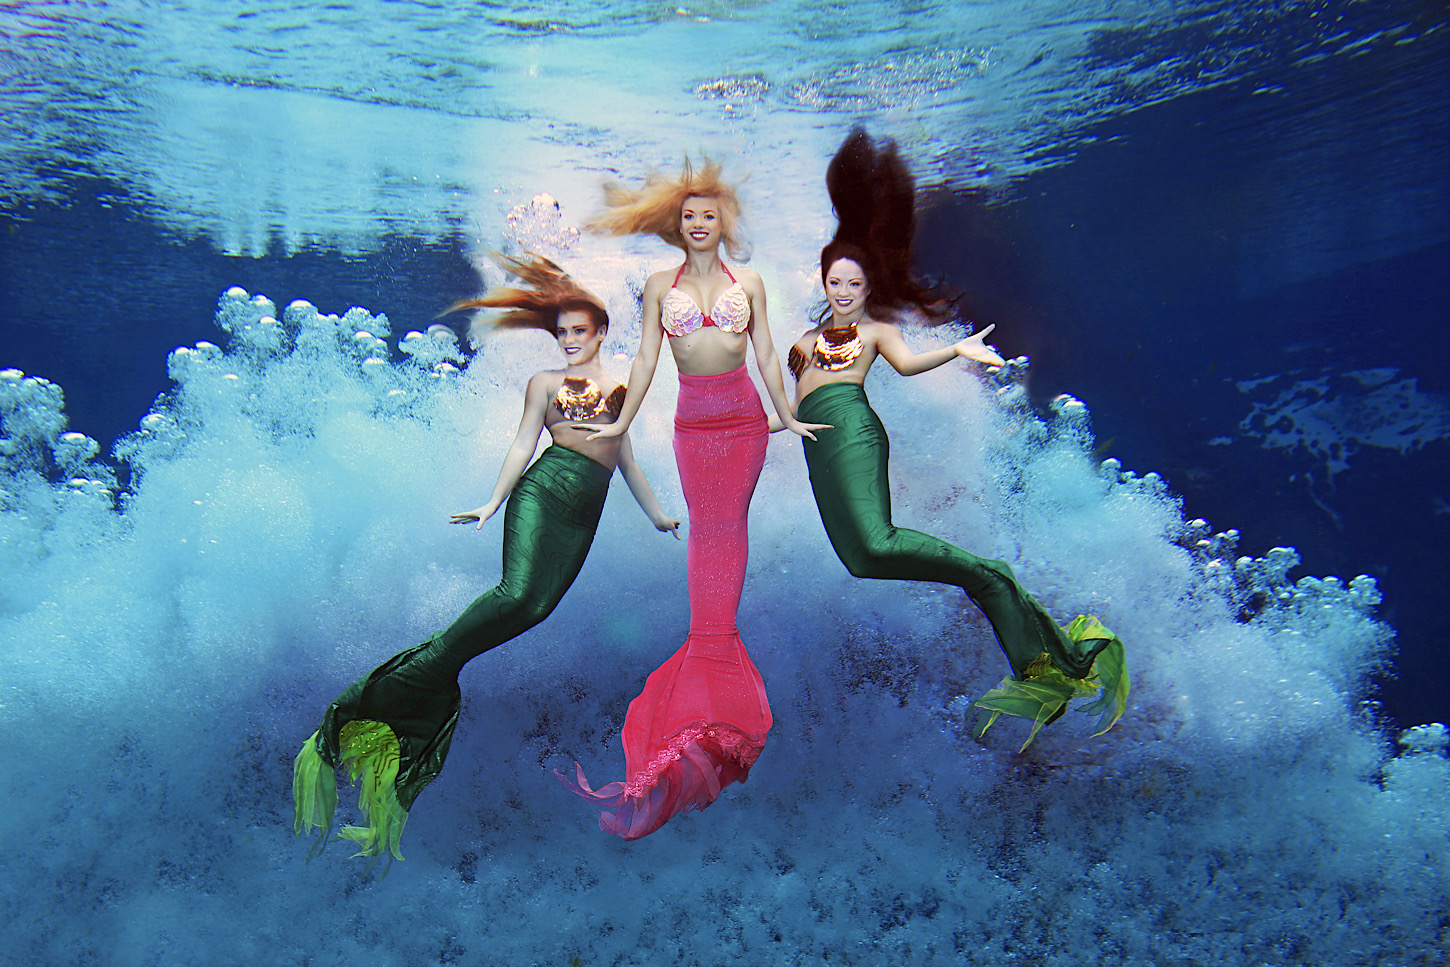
[661,262,751,338]
[788,323,865,380]
[548,377,627,425]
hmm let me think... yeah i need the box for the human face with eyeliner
[555,309,605,368]
[824,258,870,324]
[680,195,723,254]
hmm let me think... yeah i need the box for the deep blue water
[918,50,1450,730]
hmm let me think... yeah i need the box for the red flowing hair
[445,253,608,335]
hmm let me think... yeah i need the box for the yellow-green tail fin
[336,720,409,864]
[1076,628,1129,736]
[973,672,1083,751]
[293,731,338,860]
[973,615,1129,750]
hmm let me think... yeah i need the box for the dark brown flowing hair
[820,127,946,322]
[444,253,608,335]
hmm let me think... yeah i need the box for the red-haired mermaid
[291,255,679,865]
[561,158,829,839]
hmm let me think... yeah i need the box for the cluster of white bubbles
[1,286,1446,966]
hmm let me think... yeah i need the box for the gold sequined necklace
[813,323,864,371]
[555,376,607,421]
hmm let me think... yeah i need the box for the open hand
[957,324,1005,368]
[450,502,500,530]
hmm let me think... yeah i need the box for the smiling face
[555,309,605,365]
[824,258,870,321]
[680,195,722,252]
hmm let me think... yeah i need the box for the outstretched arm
[451,372,550,529]
[876,322,1004,376]
[745,273,831,440]
[616,433,681,538]
[575,274,666,441]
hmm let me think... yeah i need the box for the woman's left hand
[955,324,1005,368]
[572,422,626,442]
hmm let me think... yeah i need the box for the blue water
[3,2,1448,965]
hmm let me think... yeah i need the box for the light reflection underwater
[1,285,1446,965]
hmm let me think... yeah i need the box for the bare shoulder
[526,369,562,395]
[732,265,765,293]
[643,268,675,294]
[792,322,823,354]
[859,319,902,344]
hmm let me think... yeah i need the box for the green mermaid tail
[291,445,610,860]
[797,382,1127,741]
[974,615,1130,750]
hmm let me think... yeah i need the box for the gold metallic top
[787,345,808,380]
[813,324,864,371]
[788,323,865,381]
[553,377,625,422]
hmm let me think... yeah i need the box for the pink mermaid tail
[564,632,770,839]
[563,365,772,839]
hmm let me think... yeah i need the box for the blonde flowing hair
[443,253,609,335]
[586,157,748,260]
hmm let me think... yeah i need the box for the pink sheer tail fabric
[562,366,772,839]
[565,634,770,839]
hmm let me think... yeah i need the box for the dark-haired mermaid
[788,128,1129,748]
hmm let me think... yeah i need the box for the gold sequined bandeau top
[788,323,865,380]
[551,377,626,423]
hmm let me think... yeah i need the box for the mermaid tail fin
[973,651,1094,752]
[291,638,463,865]
[292,731,338,860]
[335,720,409,865]
[314,638,462,815]
[563,633,772,840]
[1069,615,1130,736]
[974,615,1129,750]
[291,722,411,867]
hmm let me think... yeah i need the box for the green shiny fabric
[313,444,611,811]
[798,382,1105,679]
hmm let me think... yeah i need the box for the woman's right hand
[572,422,627,442]
[784,416,832,441]
[450,501,501,530]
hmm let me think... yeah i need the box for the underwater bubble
[693,73,771,102]
[1399,723,1448,756]
[504,192,580,253]
[52,431,99,472]
[3,283,1444,965]
[400,325,465,371]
